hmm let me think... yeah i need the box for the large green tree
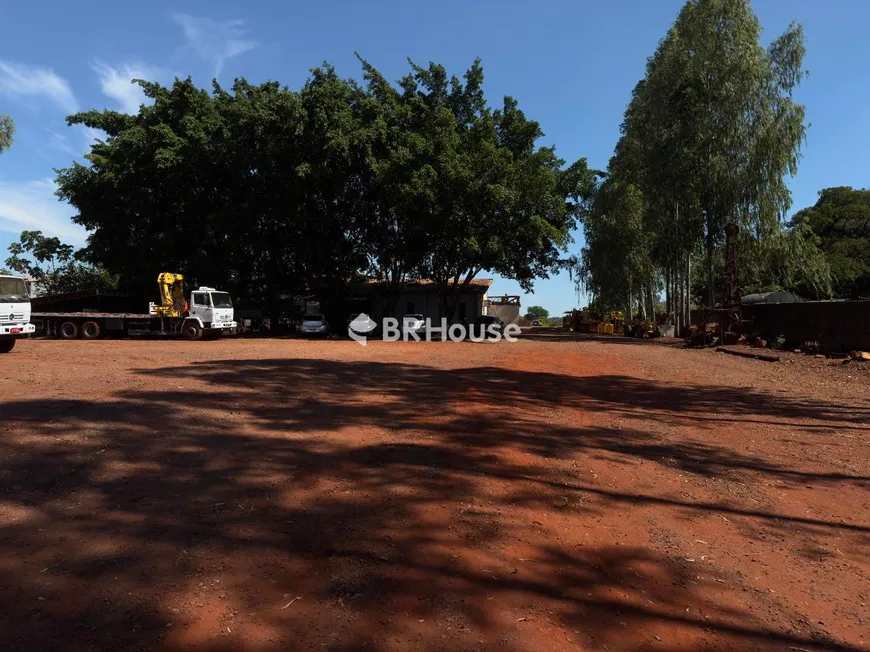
[56,59,588,321]
[524,306,549,321]
[576,177,655,318]
[353,56,434,317]
[57,78,236,299]
[392,60,592,318]
[56,76,325,317]
[790,187,870,298]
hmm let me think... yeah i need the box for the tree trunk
[686,252,692,331]
[706,223,715,310]
[382,270,405,320]
[681,260,687,335]
[440,284,461,322]
[649,281,655,322]
[267,280,281,334]
[677,260,683,334]
[665,266,673,324]
[439,289,449,321]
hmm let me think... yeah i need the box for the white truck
[0,274,36,353]
[32,287,237,341]
[30,274,237,341]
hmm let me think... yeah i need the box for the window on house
[458,302,467,320]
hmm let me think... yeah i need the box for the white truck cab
[0,275,36,353]
[183,287,237,340]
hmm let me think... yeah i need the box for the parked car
[348,313,380,336]
[402,313,426,335]
[473,314,505,339]
[532,319,542,327]
[301,314,328,336]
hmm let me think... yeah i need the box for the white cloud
[92,60,168,114]
[172,13,258,75]
[0,60,78,113]
[81,126,104,148]
[0,179,86,243]
[45,128,81,157]
[42,124,104,161]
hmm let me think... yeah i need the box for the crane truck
[0,274,35,353]
[31,272,237,341]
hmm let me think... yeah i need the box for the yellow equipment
[153,272,187,318]
[609,311,625,336]
[588,311,625,335]
[627,318,661,338]
[564,309,624,335]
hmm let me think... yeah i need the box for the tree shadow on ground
[0,356,867,651]
[139,356,870,428]
[517,329,688,347]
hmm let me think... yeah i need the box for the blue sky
[1,0,868,314]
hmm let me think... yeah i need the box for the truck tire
[0,339,14,353]
[81,321,102,340]
[60,321,80,340]
[182,320,203,341]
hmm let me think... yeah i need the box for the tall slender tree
[578,0,815,331]
[638,0,808,308]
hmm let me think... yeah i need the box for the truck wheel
[182,321,203,341]
[81,321,102,340]
[60,321,80,340]
[0,339,14,353]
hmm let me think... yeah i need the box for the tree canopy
[790,187,870,298]
[55,58,591,320]
[524,306,549,321]
[573,0,828,330]
[5,230,118,295]
[0,114,14,155]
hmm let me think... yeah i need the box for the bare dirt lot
[1,332,868,651]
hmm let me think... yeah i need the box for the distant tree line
[53,57,593,320]
[571,0,857,331]
[523,305,549,321]
[4,230,118,295]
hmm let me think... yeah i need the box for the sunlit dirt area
[1,333,867,651]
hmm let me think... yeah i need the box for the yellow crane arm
[154,272,185,318]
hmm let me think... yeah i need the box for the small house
[353,278,493,323]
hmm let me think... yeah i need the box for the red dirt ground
[0,332,867,651]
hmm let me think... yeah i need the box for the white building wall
[489,303,520,325]
[371,291,486,323]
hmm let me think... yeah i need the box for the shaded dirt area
[0,333,867,651]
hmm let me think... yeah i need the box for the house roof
[741,291,801,305]
[354,277,493,294]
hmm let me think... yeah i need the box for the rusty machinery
[695,222,744,345]
[718,222,743,343]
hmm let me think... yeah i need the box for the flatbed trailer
[30,280,237,341]
[32,311,234,340]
